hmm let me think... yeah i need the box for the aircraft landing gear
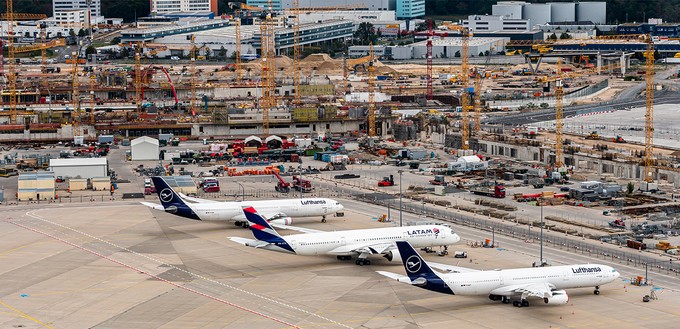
[355,259,371,266]
[321,216,327,223]
[337,255,351,261]
[513,299,529,307]
[489,294,502,301]
[235,221,249,228]
[501,297,510,304]
[594,286,600,295]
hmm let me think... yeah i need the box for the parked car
[454,251,468,258]
[55,176,64,183]
[203,183,220,193]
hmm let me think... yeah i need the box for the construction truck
[292,176,312,193]
[378,175,395,187]
[273,171,290,193]
[430,175,448,186]
[470,183,506,198]
[585,131,600,140]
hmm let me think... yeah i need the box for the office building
[396,0,425,19]
[53,0,100,17]
[150,0,218,16]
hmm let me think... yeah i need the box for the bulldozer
[585,131,600,140]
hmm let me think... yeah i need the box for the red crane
[407,19,448,100]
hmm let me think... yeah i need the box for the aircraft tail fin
[395,241,440,280]
[151,177,187,209]
[242,206,294,253]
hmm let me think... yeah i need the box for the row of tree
[425,0,680,25]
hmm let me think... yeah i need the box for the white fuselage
[187,198,343,221]
[279,225,459,256]
[443,264,619,296]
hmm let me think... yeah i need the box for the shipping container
[69,178,88,191]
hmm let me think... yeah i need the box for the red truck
[378,175,395,187]
[470,183,506,198]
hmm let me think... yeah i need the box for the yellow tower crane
[643,35,655,183]
[596,34,655,182]
[368,43,376,137]
[445,26,472,149]
[71,51,82,137]
[39,22,47,80]
[554,58,564,168]
[6,0,18,124]
[90,72,97,124]
[135,42,143,113]
[460,29,472,150]
[260,0,276,135]
[292,0,302,106]
[190,35,198,116]
[473,68,485,132]
[235,14,242,82]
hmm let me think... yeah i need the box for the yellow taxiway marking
[0,299,54,328]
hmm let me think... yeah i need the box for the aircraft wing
[427,261,480,274]
[140,202,165,210]
[328,243,394,255]
[376,271,413,283]
[490,282,555,299]
[269,223,324,234]
[229,237,270,248]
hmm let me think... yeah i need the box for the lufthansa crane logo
[159,188,174,203]
[405,255,421,273]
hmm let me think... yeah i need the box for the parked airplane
[229,206,460,265]
[377,241,620,307]
[143,177,344,227]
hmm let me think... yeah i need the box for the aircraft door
[341,236,346,246]
[291,240,299,251]
[563,268,570,282]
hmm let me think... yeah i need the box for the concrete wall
[523,3,552,26]
[548,2,576,23]
[493,3,523,19]
[577,2,607,24]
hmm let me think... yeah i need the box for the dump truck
[470,183,506,198]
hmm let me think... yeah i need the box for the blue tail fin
[395,241,454,294]
[151,177,200,220]
[243,206,294,253]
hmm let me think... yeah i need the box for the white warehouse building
[49,158,108,179]
[131,136,160,161]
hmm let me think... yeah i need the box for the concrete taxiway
[1,200,679,328]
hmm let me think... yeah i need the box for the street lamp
[540,205,544,266]
[237,182,245,201]
[398,169,403,227]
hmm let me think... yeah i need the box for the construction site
[2,1,680,255]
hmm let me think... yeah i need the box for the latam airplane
[377,241,621,307]
[143,177,344,227]
[229,206,460,265]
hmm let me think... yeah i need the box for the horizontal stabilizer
[229,237,269,248]
[140,202,165,210]
[269,223,324,234]
[179,193,221,204]
[376,271,414,284]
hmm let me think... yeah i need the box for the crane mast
[473,69,482,132]
[260,0,276,135]
[292,0,301,105]
[368,43,376,137]
[6,0,18,124]
[235,12,242,82]
[460,29,471,150]
[190,35,197,116]
[135,42,142,113]
[643,35,655,182]
[71,51,81,137]
[554,58,564,168]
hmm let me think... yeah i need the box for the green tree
[549,33,558,40]
[219,46,227,60]
[85,45,96,56]
[560,32,571,39]
[627,182,635,195]
[454,50,461,58]
[353,22,378,45]
[479,51,485,57]
[110,36,121,45]
[78,29,86,37]
[69,29,76,38]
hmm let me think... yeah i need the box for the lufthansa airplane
[229,206,460,265]
[143,177,344,227]
[377,241,620,307]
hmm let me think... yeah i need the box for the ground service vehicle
[293,176,312,192]
[430,175,448,186]
[273,171,291,193]
[470,183,506,198]
[378,175,395,187]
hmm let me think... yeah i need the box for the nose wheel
[321,216,327,223]
[594,286,600,295]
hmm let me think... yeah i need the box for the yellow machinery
[71,51,82,137]
[260,0,276,134]
[190,35,198,116]
[368,43,376,137]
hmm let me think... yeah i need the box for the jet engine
[269,217,293,226]
[543,290,569,305]
[383,249,402,262]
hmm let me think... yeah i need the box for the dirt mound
[301,53,333,63]
[250,55,294,68]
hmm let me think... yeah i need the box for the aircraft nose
[613,269,621,279]
[452,233,461,243]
